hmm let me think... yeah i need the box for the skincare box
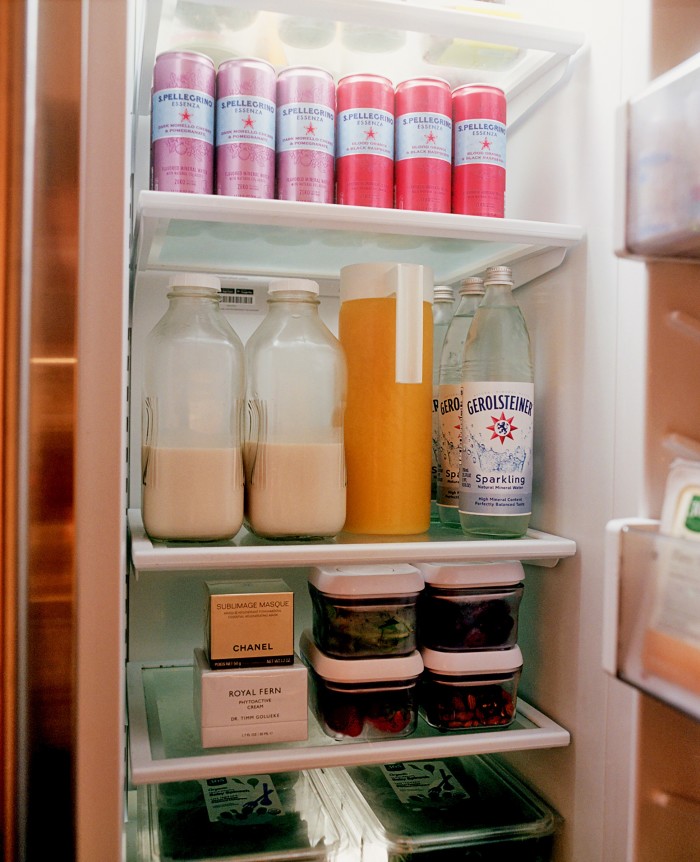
[193,648,307,748]
[206,579,294,669]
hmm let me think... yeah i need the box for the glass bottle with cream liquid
[244,278,347,539]
[459,266,534,538]
[141,273,245,542]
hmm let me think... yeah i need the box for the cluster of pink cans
[150,50,507,217]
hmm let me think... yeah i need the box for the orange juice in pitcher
[339,262,433,535]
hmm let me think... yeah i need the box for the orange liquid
[339,296,432,535]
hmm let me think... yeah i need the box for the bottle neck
[266,290,320,312]
[482,283,515,306]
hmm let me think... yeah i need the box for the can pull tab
[393,264,424,384]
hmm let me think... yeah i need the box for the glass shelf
[133,192,583,287]
[128,509,577,573]
[127,661,570,785]
[136,0,585,127]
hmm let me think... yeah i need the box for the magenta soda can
[336,73,394,208]
[394,77,452,213]
[216,58,276,198]
[151,51,215,194]
[452,84,507,217]
[276,66,335,203]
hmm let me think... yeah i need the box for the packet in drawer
[641,458,700,694]
[137,771,343,861]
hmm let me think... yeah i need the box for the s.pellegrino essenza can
[394,77,452,213]
[335,73,394,208]
[216,57,276,198]
[459,266,533,538]
[452,84,506,217]
[275,66,335,203]
[151,51,215,194]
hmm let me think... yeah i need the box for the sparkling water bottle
[431,286,454,519]
[459,266,533,538]
[437,276,484,526]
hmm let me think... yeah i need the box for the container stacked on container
[417,560,525,730]
[300,564,425,740]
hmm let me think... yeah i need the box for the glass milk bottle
[437,276,484,526]
[142,274,245,541]
[244,278,347,539]
[459,266,534,538]
[431,285,455,520]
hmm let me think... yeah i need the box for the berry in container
[308,564,423,658]
[300,630,423,740]
[417,560,524,651]
[421,644,522,730]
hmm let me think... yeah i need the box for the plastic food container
[417,560,524,651]
[136,770,343,861]
[308,564,423,658]
[314,754,559,862]
[421,645,522,730]
[300,629,423,740]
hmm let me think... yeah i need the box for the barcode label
[220,287,257,310]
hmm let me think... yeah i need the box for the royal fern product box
[194,648,308,748]
[206,579,294,669]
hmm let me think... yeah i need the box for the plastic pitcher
[339,262,433,535]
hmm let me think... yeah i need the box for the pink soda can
[394,77,452,213]
[151,51,215,194]
[452,84,506,217]
[216,57,276,198]
[276,66,335,204]
[336,74,394,208]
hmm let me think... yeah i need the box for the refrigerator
[5,0,700,860]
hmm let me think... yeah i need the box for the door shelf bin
[605,520,700,720]
[128,509,576,572]
[127,661,570,785]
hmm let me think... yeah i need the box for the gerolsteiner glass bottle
[459,266,534,538]
[142,273,245,541]
[437,276,484,526]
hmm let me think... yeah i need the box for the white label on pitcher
[459,381,533,516]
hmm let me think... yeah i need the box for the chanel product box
[193,648,308,748]
[206,579,295,669]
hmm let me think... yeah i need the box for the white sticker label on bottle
[276,101,335,155]
[453,118,506,168]
[459,381,534,516]
[395,112,452,163]
[380,761,470,807]
[216,96,276,148]
[199,775,285,825]
[152,88,214,143]
[437,382,462,505]
[336,109,394,159]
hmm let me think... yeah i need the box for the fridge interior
[85,0,700,859]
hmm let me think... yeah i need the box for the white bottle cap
[433,285,454,302]
[484,265,513,286]
[459,276,485,296]
[168,272,221,292]
[268,277,319,295]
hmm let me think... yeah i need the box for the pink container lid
[417,560,524,588]
[301,630,424,683]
